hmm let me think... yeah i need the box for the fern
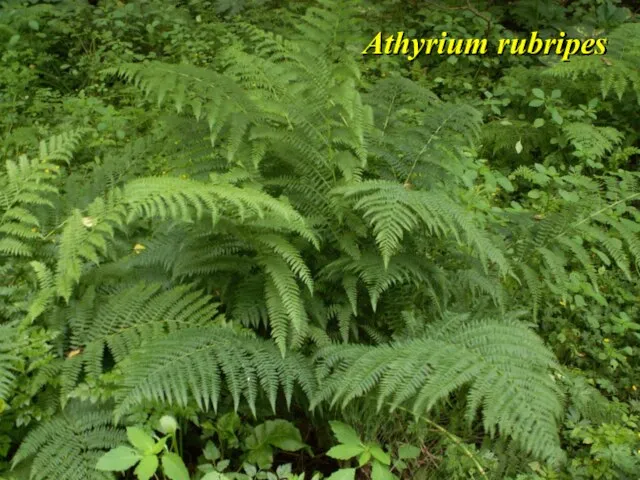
[5,2,623,474]
[313,314,565,465]
[0,324,18,402]
[58,283,221,401]
[366,78,480,183]
[54,176,317,304]
[11,401,125,480]
[334,181,510,273]
[508,167,640,312]
[114,326,317,418]
[562,122,624,162]
[0,131,84,258]
[546,24,640,102]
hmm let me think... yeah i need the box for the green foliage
[314,314,565,464]
[0,326,18,403]
[325,421,397,480]
[11,402,125,480]
[114,326,316,418]
[547,23,640,103]
[96,419,188,480]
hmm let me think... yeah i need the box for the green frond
[253,234,314,293]
[545,24,640,102]
[12,401,125,480]
[106,62,258,149]
[54,176,317,301]
[0,324,18,401]
[114,326,316,419]
[334,181,509,274]
[367,78,480,182]
[260,256,309,352]
[509,168,639,304]
[0,131,84,260]
[60,283,220,400]
[320,250,449,313]
[562,122,624,162]
[313,314,565,465]
[24,261,55,324]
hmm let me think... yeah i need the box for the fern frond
[313,314,564,464]
[114,326,316,418]
[562,122,624,162]
[105,62,259,149]
[334,181,509,274]
[0,131,84,259]
[545,24,640,102]
[54,177,317,301]
[60,283,221,400]
[0,324,18,402]
[12,401,125,480]
[24,261,56,325]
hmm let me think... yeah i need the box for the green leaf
[28,20,39,31]
[203,441,221,461]
[358,450,372,467]
[393,459,407,470]
[527,189,542,199]
[371,461,395,480]
[559,189,579,202]
[246,420,306,452]
[533,118,545,128]
[245,420,305,469]
[96,446,141,471]
[496,176,514,192]
[326,469,356,480]
[551,109,563,125]
[127,427,155,453]
[326,444,365,460]
[162,452,190,480]
[532,88,545,99]
[243,463,258,476]
[202,472,231,480]
[528,99,545,107]
[150,436,168,455]
[134,455,159,480]
[265,422,306,451]
[515,140,523,154]
[276,464,292,477]
[329,422,361,445]
[398,444,421,460]
[369,445,390,465]
[592,248,611,266]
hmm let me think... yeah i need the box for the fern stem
[549,191,640,243]
[42,218,70,241]
[392,405,488,480]
[404,108,457,185]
